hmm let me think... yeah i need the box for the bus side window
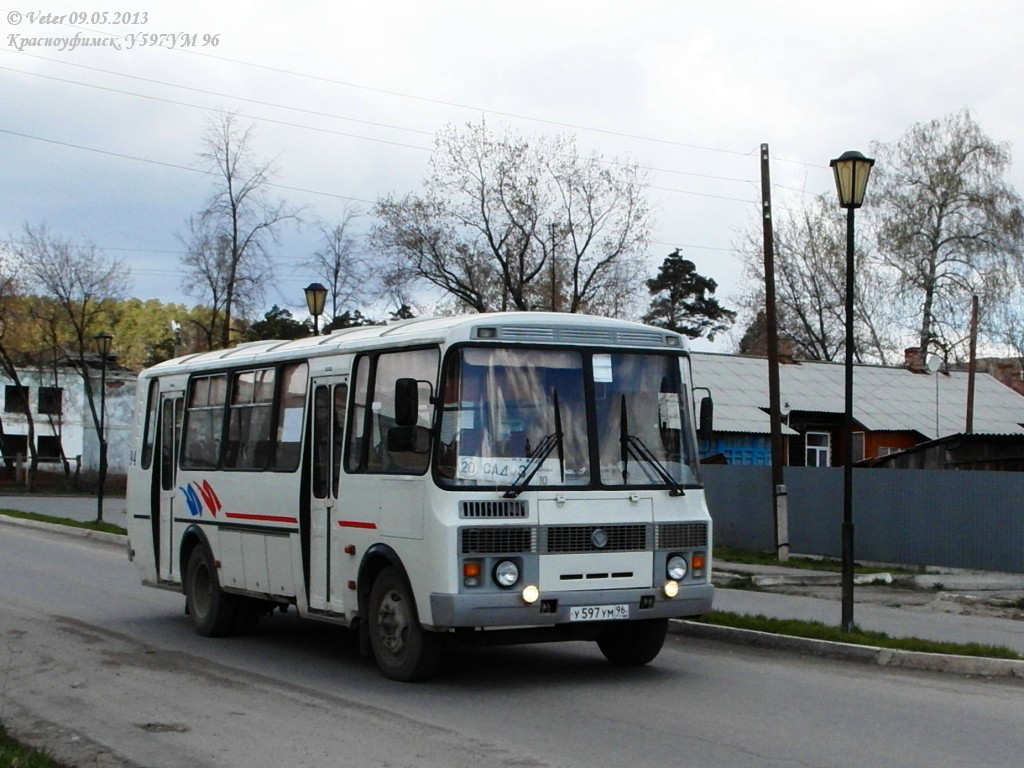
[182,374,227,469]
[274,362,308,471]
[372,348,438,474]
[140,379,159,470]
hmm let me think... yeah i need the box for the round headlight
[494,560,520,588]
[667,555,688,581]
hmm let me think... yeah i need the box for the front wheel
[596,618,668,666]
[367,567,441,682]
[185,544,237,637]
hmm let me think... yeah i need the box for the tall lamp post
[304,282,328,336]
[829,150,874,633]
[94,331,113,523]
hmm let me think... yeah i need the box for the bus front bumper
[428,583,714,630]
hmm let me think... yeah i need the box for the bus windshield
[436,347,700,491]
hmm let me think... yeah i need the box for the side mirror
[697,394,713,441]
[394,378,419,427]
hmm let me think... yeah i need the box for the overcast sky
[2,0,1022,351]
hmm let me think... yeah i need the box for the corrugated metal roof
[691,352,1024,439]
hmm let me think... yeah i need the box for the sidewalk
[0,494,127,528]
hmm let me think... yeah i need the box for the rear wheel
[597,618,668,666]
[185,545,237,637]
[367,567,441,681]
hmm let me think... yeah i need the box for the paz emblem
[591,528,608,549]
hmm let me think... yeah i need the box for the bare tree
[303,206,370,321]
[737,194,900,362]
[870,108,1024,362]
[15,224,127,519]
[0,249,37,485]
[182,111,299,348]
[373,120,652,316]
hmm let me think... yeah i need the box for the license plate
[569,604,629,622]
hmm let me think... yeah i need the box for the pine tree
[643,250,735,340]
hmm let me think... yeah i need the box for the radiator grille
[544,524,649,553]
[460,500,529,519]
[656,522,708,549]
[461,526,537,554]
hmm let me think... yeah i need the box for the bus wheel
[596,618,668,666]
[367,567,441,682]
[185,545,237,637]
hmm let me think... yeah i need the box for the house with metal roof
[690,349,1024,467]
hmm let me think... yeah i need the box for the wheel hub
[376,589,409,655]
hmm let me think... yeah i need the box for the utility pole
[966,294,979,433]
[549,222,558,312]
[760,144,788,561]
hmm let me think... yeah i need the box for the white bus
[127,312,714,680]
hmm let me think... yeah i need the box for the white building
[0,365,136,474]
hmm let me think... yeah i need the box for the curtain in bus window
[346,357,370,472]
[225,368,275,469]
[595,354,697,487]
[183,374,226,468]
[274,362,308,471]
[438,348,588,487]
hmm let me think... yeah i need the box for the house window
[38,387,63,415]
[4,385,29,413]
[852,432,865,463]
[37,435,62,458]
[805,431,831,467]
[1,434,27,457]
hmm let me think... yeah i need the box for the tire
[185,545,237,637]
[367,566,441,681]
[596,618,668,666]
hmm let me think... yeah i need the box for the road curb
[0,513,126,546]
[670,619,1024,680]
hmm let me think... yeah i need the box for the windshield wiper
[624,435,685,496]
[503,390,564,498]
[619,394,684,496]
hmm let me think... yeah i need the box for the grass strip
[715,545,902,575]
[698,610,1023,660]
[0,724,66,768]
[0,509,126,536]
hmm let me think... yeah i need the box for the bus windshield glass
[436,347,700,491]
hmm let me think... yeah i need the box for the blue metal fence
[702,465,1024,574]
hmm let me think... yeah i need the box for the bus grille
[460,500,528,519]
[461,527,536,554]
[655,522,708,549]
[543,524,649,553]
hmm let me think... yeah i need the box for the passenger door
[308,377,349,612]
[156,393,183,582]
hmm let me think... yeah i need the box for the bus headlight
[666,554,688,581]
[522,584,540,604]
[494,560,520,588]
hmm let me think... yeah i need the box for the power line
[5,53,768,187]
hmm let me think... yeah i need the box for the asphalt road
[2,524,1023,768]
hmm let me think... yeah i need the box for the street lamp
[830,150,874,633]
[94,331,113,523]
[304,282,328,336]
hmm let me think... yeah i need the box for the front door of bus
[157,393,183,582]
[309,378,348,612]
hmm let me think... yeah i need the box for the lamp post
[94,331,113,523]
[829,150,874,633]
[304,282,328,336]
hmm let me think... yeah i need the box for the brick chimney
[904,347,926,373]
[778,335,796,364]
